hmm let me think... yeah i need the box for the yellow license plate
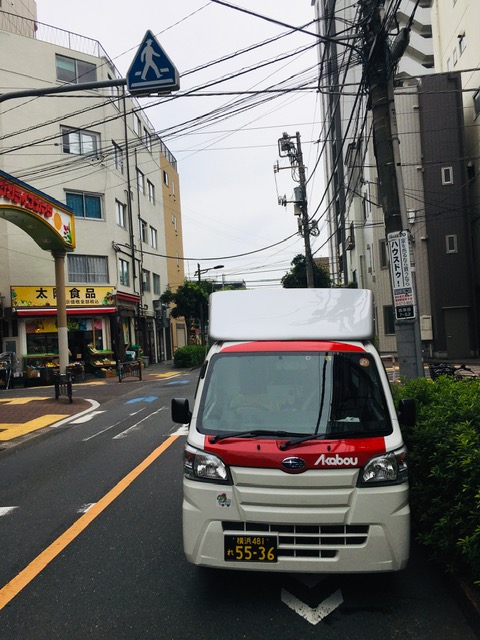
[224,535,278,562]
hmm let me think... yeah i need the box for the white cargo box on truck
[208,288,374,342]
[173,288,415,574]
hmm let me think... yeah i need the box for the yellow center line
[0,434,179,610]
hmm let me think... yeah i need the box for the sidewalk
[0,361,185,447]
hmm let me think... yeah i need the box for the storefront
[12,285,117,381]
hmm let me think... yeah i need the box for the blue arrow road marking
[125,396,157,404]
[165,379,190,386]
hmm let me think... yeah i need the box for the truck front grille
[222,521,369,558]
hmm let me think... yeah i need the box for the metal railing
[118,360,143,382]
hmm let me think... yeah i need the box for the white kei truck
[172,288,416,573]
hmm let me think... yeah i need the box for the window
[142,269,151,292]
[140,218,148,243]
[198,351,392,437]
[108,75,120,109]
[172,213,177,232]
[153,273,161,295]
[144,128,152,151]
[383,306,395,335]
[459,32,466,55]
[68,255,108,283]
[119,258,130,286]
[137,168,145,195]
[133,113,141,136]
[171,179,176,196]
[379,239,388,269]
[163,170,169,187]
[56,54,97,83]
[147,180,155,204]
[113,142,123,173]
[453,48,458,66]
[474,90,480,119]
[115,200,127,228]
[446,234,458,253]
[441,166,454,185]
[66,191,102,219]
[150,226,158,249]
[62,126,100,156]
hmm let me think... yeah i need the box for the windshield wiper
[280,428,387,450]
[210,430,298,444]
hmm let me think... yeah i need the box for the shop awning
[15,307,117,316]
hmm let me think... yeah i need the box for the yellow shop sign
[11,286,116,308]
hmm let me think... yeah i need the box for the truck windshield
[197,351,393,439]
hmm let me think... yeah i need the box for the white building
[0,1,185,374]
[312,0,436,354]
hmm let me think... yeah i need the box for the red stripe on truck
[220,341,365,353]
[204,437,386,471]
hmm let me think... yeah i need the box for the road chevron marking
[281,587,343,625]
[0,507,19,517]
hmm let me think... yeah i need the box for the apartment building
[312,0,477,358]
[429,0,480,326]
[0,2,186,369]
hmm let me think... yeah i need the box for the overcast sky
[37,0,326,288]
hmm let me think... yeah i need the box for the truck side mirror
[172,398,192,425]
[397,398,416,427]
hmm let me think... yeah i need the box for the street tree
[160,280,208,330]
[281,254,331,288]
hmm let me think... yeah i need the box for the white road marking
[173,425,189,435]
[0,506,19,517]
[51,400,100,428]
[113,406,167,439]
[77,503,96,513]
[82,420,124,441]
[281,588,343,625]
[70,410,105,424]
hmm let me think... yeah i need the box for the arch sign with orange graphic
[0,169,75,251]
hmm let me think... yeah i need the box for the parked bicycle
[428,362,479,381]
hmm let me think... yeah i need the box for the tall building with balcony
[0,1,186,371]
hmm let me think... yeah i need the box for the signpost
[388,230,416,320]
[127,30,180,96]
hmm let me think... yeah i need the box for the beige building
[0,1,186,372]
[160,148,187,356]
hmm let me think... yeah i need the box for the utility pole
[277,132,316,288]
[360,0,424,379]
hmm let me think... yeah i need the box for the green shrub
[392,376,480,585]
[173,344,206,368]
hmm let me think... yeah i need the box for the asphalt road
[0,373,478,639]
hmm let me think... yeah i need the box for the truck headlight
[359,447,408,485]
[184,444,231,484]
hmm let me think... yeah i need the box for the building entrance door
[445,307,470,359]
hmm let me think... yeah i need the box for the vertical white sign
[388,230,416,320]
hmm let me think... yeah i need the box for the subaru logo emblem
[282,457,306,471]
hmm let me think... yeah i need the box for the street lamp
[195,263,224,282]
[194,264,224,345]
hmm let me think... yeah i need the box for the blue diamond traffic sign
[127,30,179,96]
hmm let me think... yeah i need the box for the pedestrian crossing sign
[127,30,180,96]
